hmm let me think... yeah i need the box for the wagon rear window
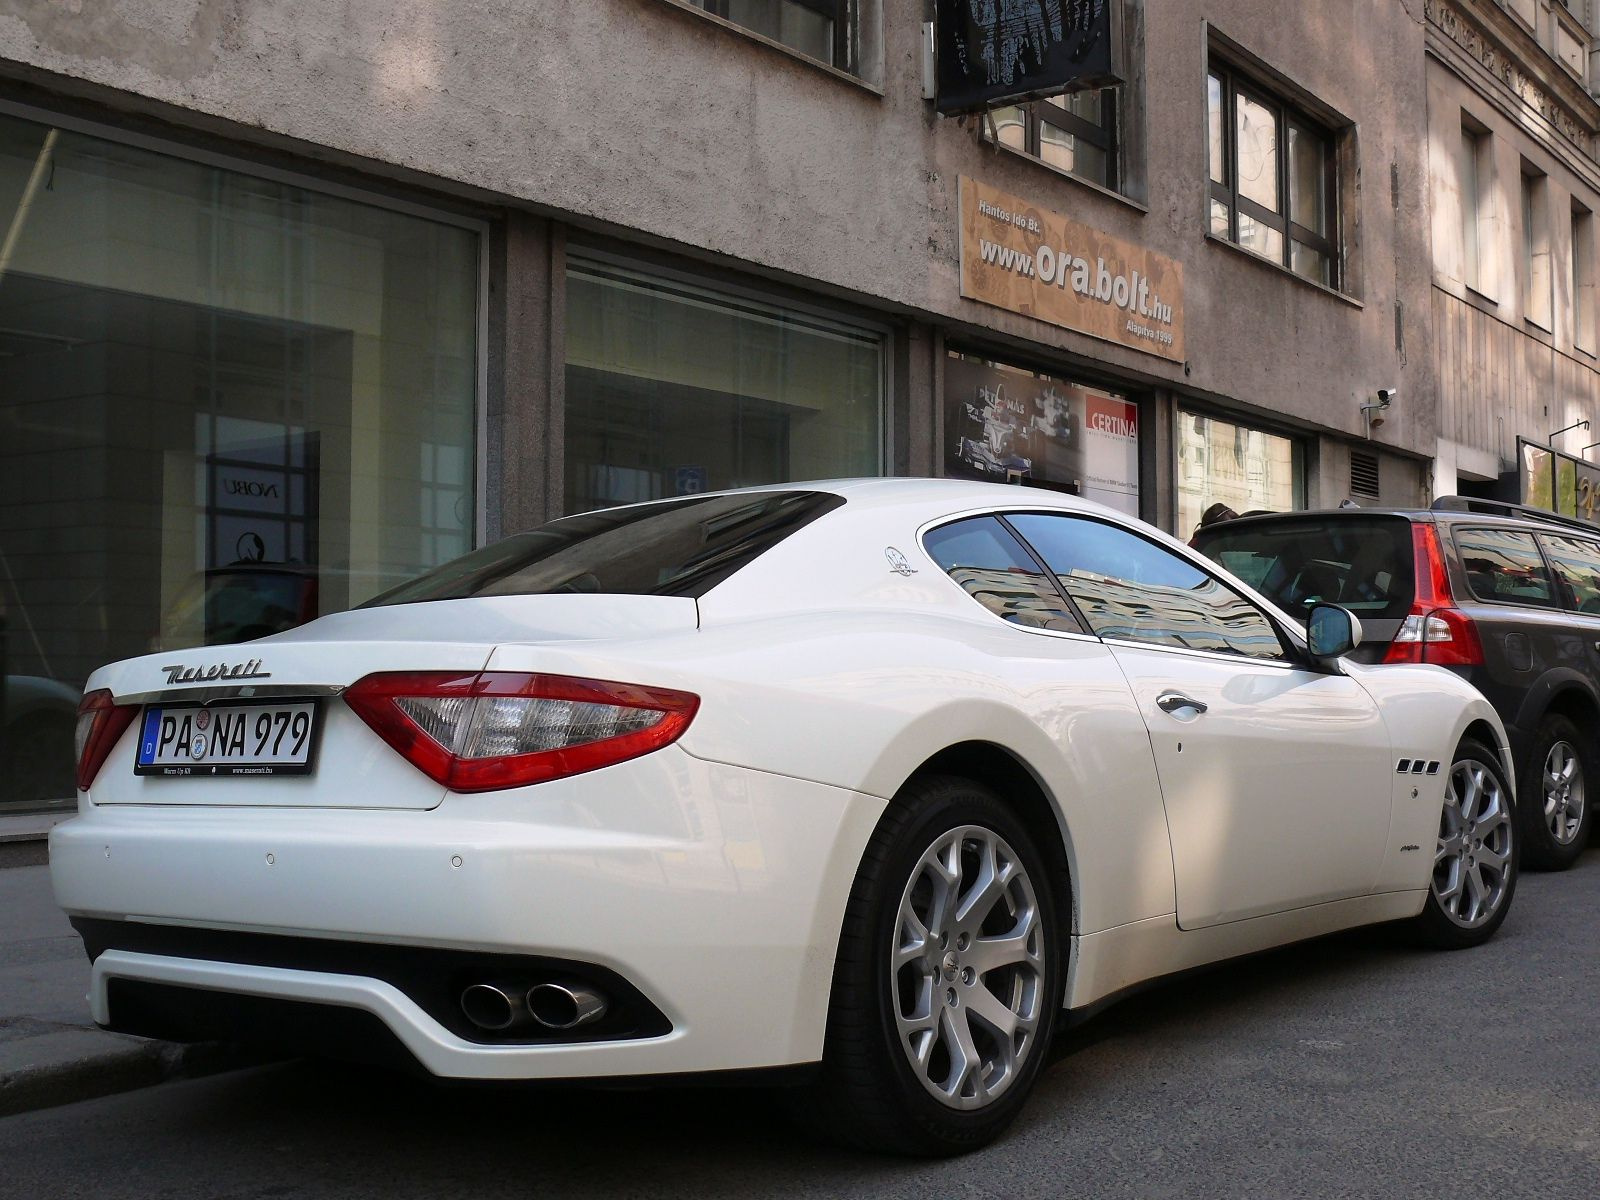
[365,491,843,605]
[1190,515,1416,619]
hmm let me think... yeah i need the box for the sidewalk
[0,854,245,1117]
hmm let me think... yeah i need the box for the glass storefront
[943,350,1141,516]
[1176,410,1303,538]
[563,258,884,513]
[0,112,479,811]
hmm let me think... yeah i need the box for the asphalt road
[4,850,1599,1200]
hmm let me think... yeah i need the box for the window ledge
[982,138,1149,214]
[651,0,882,96]
[1203,232,1363,309]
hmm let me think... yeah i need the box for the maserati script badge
[160,659,272,686]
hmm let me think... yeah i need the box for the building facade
[0,0,1479,810]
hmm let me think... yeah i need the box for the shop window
[1176,411,1303,539]
[943,350,1140,517]
[990,89,1119,191]
[1207,61,1341,288]
[563,259,884,514]
[0,113,479,812]
[684,0,852,71]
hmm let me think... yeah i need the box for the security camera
[1375,387,1397,407]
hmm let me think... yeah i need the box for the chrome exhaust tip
[526,981,607,1031]
[460,982,532,1032]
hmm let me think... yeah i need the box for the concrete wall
[0,0,1433,473]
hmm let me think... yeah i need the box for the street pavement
[1,848,1597,1199]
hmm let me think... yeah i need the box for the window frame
[692,0,853,73]
[920,514,1088,635]
[1207,63,1340,289]
[991,88,1120,192]
[924,509,1306,665]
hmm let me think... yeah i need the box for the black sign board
[936,0,1121,116]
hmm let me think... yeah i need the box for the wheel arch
[899,741,1078,937]
[1512,671,1600,758]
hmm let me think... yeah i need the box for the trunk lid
[87,595,698,810]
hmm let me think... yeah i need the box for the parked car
[53,479,1515,1155]
[1192,496,1600,871]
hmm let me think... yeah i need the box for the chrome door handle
[1156,691,1208,715]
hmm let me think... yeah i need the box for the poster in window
[935,0,1121,115]
[944,354,1138,515]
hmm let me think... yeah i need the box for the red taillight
[343,671,700,792]
[1381,523,1485,667]
[74,689,139,791]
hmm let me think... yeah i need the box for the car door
[1006,512,1396,929]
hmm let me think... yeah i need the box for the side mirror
[1307,603,1363,660]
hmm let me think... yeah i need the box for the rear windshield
[364,490,843,606]
[1190,516,1416,620]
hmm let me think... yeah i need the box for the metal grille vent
[1350,450,1381,499]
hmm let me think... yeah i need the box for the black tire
[795,774,1065,1156]
[1516,714,1593,871]
[1408,738,1518,950]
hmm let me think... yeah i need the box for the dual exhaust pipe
[460,980,608,1034]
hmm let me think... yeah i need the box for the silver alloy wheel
[891,824,1045,1110]
[1433,758,1513,928]
[1541,739,1586,846]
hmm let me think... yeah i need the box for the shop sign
[935,0,1121,115]
[958,176,1184,363]
[945,352,1138,516]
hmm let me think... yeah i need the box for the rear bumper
[49,748,886,1078]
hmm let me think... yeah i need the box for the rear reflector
[343,672,699,792]
[75,689,139,791]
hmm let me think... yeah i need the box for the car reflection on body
[52,479,1517,1155]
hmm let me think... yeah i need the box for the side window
[1539,534,1600,613]
[1007,513,1288,661]
[1453,528,1557,607]
[923,517,1083,634]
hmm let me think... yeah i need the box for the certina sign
[958,176,1185,362]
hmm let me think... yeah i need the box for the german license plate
[135,701,320,777]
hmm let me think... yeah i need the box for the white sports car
[52,479,1517,1154]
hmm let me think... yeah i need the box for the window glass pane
[368,491,841,605]
[1175,412,1303,539]
[1192,516,1417,619]
[923,517,1081,632]
[1453,528,1557,606]
[1237,210,1285,261]
[1210,198,1232,238]
[1208,74,1226,184]
[0,113,479,812]
[564,261,883,514]
[1290,239,1330,285]
[1048,89,1104,124]
[992,106,1027,152]
[716,0,835,64]
[1540,535,1600,611]
[1288,123,1327,236]
[1008,515,1287,659]
[1040,125,1109,186]
[1235,91,1279,212]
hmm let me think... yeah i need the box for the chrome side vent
[1396,759,1411,773]
[1396,758,1441,775]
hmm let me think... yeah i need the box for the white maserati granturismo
[52,478,1517,1155]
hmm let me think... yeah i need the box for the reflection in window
[1176,411,1303,540]
[923,517,1081,632]
[1542,535,1600,612]
[0,113,478,811]
[988,88,1118,191]
[686,0,847,69]
[1008,515,1286,659]
[564,260,882,514]
[1208,63,1340,287]
[1454,528,1557,606]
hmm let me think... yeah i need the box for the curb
[0,1033,264,1118]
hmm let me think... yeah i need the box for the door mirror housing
[1307,603,1363,660]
